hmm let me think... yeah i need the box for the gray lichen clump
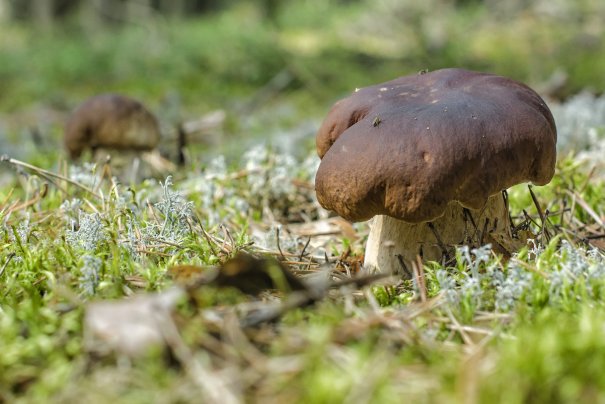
[314,68,557,273]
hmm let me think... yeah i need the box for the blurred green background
[0,0,604,161]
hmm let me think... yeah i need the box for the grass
[1,146,605,402]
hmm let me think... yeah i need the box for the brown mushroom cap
[64,94,161,159]
[315,68,557,223]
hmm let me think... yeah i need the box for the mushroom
[64,93,161,159]
[64,94,175,181]
[315,68,557,274]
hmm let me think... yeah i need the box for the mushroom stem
[363,193,511,275]
[91,148,176,184]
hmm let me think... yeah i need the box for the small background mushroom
[64,93,174,182]
[315,68,557,274]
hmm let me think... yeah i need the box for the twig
[528,185,550,240]
[559,199,567,231]
[463,208,478,235]
[502,190,514,235]
[299,236,311,261]
[396,254,413,279]
[522,210,541,228]
[479,218,489,245]
[239,291,312,328]
[238,272,391,328]
[275,226,286,260]
[427,222,448,256]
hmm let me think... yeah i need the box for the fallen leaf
[84,287,185,358]
[214,253,307,295]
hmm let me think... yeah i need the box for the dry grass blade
[4,183,47,214]
[0,253,15,278]
[223,313,268,372]
[404,296,444,320]
[412,255,428,303]
[1,156,102,198]
[511,258,548,278]
[566,189,604,229]
[0,187,14,208]
[154,310,241,404]
[446,324,500,337]
[445,307,474,346]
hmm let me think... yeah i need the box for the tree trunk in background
[260,0,280,25]
[80,0,130,30]
[0,0,9,23]
[160,0,185,18]
[126,0,152,22]
[79,0,104,32]
[31,0,54,30]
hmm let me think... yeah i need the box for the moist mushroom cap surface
[315,68,557,223]
[64,94,161,159]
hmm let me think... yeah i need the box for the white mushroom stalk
[363,193,511,275]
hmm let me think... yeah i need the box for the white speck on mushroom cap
[380,87,388,92]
